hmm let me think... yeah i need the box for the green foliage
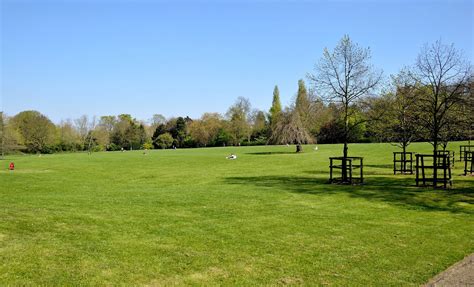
[269,81,313,145]
[108,143,121,151]
[142,142,153,150]
[155,132,174,149]
[0,113,21,156]
[188,113,223,147]
[151,124,167,149]
[269,85,282,125]
[110,115,146,150]
[251,110,268,142]
[318,118,365,144]
[170,117,188,147]
[295,80,310,121]
[227,97,252,145]
[368,72,422,151]
[213,128,231,146]
[11,110,56,153]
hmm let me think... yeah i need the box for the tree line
[1,36,472,156]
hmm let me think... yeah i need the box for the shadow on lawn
[224,175,474,214]
[303,168,394,176]
[245,152,298,156]
[364,164,394,169]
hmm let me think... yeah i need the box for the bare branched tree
[411,40,472,184]
[86,116,97,154]
[308,35,382,181]
[74,115,90,149]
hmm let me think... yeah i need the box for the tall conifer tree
[269,85,282,125]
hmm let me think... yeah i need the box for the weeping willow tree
[269,108,313,152]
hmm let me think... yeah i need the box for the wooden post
[393,152,396,175]
[442,155,447,189]
[409,152,413,174]
[470,152,474,175]
[402,152,405,173]
[465,156,468,176]
[448,156,452,187]
[330,158,333,183]
[416,155,419,186]
[349,158,353,184]
[421,156,426,186]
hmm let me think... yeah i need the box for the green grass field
[1,142,473,286]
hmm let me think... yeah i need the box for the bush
[142,142,153,150]
[155,133,174,149]
[108,143,121,151]
[213,129,231,147]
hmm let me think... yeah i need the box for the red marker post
[9,162,15,171]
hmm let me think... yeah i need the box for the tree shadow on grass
[245,152,298,156]
[364,164,394,169]
[224,175,474,214]
[303,168,394,176]
[302,170,329,176]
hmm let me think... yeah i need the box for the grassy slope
[0,142,473,286]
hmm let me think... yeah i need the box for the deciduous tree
[11,110,56,153]
[309,35,382,181]
[371,70,422,154]
[411,40,472,185]
[227,97,252,145]
[156,133,174,149]
[269,108,313,152]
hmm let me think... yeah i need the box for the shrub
[155,133,174,149]
[142,142,153,150]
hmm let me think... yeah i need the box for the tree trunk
[296,144,303,153]
[402,143,407,173]
[342,103,349,182]
[433,137,438,188]
[342,142,348,182]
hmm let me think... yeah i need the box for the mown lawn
[1,142,473,285]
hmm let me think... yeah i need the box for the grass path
[1,142,473,285]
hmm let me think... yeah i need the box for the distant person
[226,154,237,160]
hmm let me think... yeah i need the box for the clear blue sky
[1,0,473,123]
